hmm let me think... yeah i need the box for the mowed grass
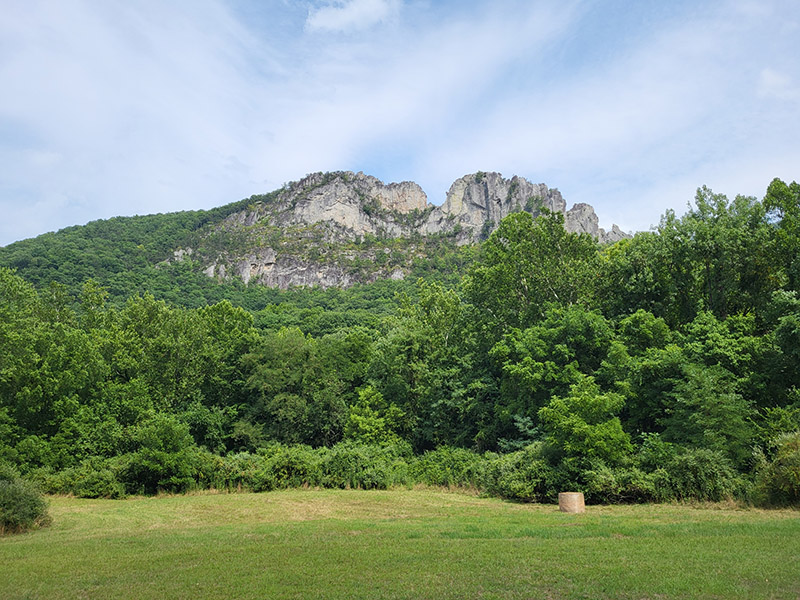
[2,489,799,600]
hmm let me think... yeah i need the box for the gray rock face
[221,171,428,239]
[194,170,629,289]
[599,224,628,244]
[422,172,566,242]
[564,202,631,244]
[565,203,600,237]
[289,173,426,237]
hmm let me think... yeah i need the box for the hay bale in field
[558,492,585,513]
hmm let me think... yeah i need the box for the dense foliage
[0,461,50,533]
[1,178,799,508]
[0,187,474,312]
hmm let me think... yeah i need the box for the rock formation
[564,203,629,244]
[186,170,629,289]
[220,171,428,240]
[422,172,566,242]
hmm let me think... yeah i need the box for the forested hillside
[0,170,614,306]
[1,178,799,507]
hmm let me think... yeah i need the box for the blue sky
[1,0,798,246]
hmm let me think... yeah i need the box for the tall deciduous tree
[464,211,599,337]
[600,188,778,326]
[538,375,632,465]
[662,363,755,469]
[764,178,800,290]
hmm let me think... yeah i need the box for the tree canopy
[2,178,799,505]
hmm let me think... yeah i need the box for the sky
[1,0,799,246]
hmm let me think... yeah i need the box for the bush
[0,462,51,534]
[117,447,206,495]
[410,446,486,488]
[209,452,266,492]
[753,431,800,507]
[654,448,746,502]
[320,442,410,490]
[117,413,209,495]
[39,458,125,499]
[481,444,557,502]
[584,463,657,504]
[257,444,323,491]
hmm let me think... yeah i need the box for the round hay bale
[558,492,585,513]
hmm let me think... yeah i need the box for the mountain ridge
[0,170,628,294]
[182,170,627,289]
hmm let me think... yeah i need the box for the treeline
[1,179,799,507]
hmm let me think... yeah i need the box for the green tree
[488,306,615,447]
[243,328,348,447]
[464,211,599,336]
[599,188,779,326]
[662,364,755,469]
[369,281,476,450]
[538,375,632,465]
[764,178,800,290]
[344,386,404,445]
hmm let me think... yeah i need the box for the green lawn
[2,489,799,599]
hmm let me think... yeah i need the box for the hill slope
[0,171,626,296]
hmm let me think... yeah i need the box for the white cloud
[305,0,401,33]
[1,0,799,245]
[0,0,270,243]
[392,0,800,231]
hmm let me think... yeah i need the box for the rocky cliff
[177,171,629,289]
[421,172,566,242]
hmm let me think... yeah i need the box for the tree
[464,211,599,337]
[344,386,404,445]
[538,375,632,465]
[662,364,755,469]
[488,306,615,447]
[599,188,779,326]
[119,412,203,494]
[764,178,800,290]
[243,328,348,447]
[369,281,476,450]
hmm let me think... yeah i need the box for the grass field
[2,489,799,599]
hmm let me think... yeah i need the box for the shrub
[753,431,800,507]
[481,444,556,502]
[320,442,410,490]
[654,448,746,502]
[584,463,657,504]
[117,447,205,495]
[257,444,323,491]
[0,462,51,534]
[117,413,206,495]
[210,452,266,492]
[42,458,125,499]
[410,446,486,488]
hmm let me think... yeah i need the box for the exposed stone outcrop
[600,224,628,244]
[565,203,600,237]
[565,203,630,244]
[422,172,566,242]
[220,171,428,240]
[192,170,629,289]
[172,247,193,261]
[375,181,428,213]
